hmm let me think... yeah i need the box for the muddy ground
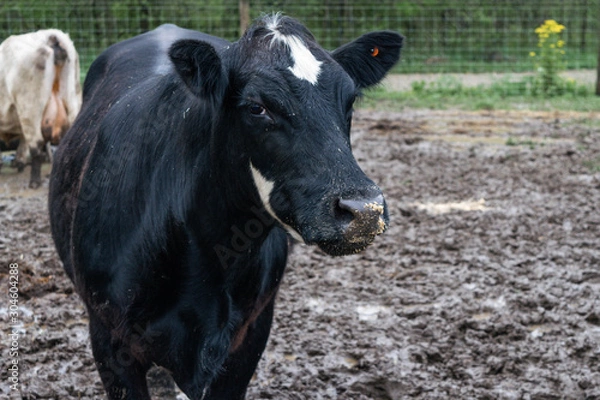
[1,108,600,399]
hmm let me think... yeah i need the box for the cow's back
[83,24,230,104]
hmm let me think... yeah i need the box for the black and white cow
[49,14,402,399]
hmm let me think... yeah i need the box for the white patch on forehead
[266,27,322,85]
[284,35,322,85]
[265,14,283,31]
[250,163,304,242]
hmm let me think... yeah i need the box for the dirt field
[1,108,600,399]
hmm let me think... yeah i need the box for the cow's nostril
[335,195,386,240]
[337,198,366,218]
[337,195,385,218]
[334,198,357,224]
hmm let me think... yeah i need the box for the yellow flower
[536,20,565,36]
[557,40,565,48]
[530,52,536,57]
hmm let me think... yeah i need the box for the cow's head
[169,15,402,256]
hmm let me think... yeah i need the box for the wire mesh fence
[1,0,598,76]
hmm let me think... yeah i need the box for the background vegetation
[362,77,600,112]
[1,0,598,75]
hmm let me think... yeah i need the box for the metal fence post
[597,0,600,96]
[240,0,250,37]
[596,44,600,96]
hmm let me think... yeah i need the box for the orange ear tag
[371,46,379,57]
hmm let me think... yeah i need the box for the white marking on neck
[250,163,274,212]
[267,30,322,85]
[250,163,304,242]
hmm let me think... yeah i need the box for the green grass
[360,75,600,112]
[395,53,599,74]
[583,156,600,173]
[505,137,541,149]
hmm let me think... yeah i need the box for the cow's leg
[205,299,276,400]
[29,144,45,189]
[46,141,54,164]
[89,314,151,400]
[13,139,29,172]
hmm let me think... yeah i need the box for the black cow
[49,15,402,400]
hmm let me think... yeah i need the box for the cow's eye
[249,103,267,116]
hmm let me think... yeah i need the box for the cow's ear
[169,39,227,99]
[331,32,403,89]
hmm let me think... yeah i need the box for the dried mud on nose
[1,109,600,399]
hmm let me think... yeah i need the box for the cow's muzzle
[318,193,388,256]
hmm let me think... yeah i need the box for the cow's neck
[186,187,286,315]
[187,172,275,261]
